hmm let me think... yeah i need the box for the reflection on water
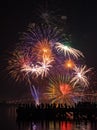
[17,120,97,130]
[0,104,97,130]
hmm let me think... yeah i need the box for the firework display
[7,10,95,106]
[44,75,83,106]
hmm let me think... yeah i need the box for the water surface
[0,104,97,130]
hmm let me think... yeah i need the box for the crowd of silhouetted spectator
[16,102,97,121]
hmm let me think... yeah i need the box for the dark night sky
[0,0,97,100]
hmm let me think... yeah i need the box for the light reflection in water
[1,105,97,130]
[60,121,72,130]
[17,120,97,130]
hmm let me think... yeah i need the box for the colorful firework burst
[7,49,30,82]
[32,39,54,62]
[55,42,84,59]
[63,59,76,70]
[71,65,92,87]
[20,23,62,46]
[45,75,83,106]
